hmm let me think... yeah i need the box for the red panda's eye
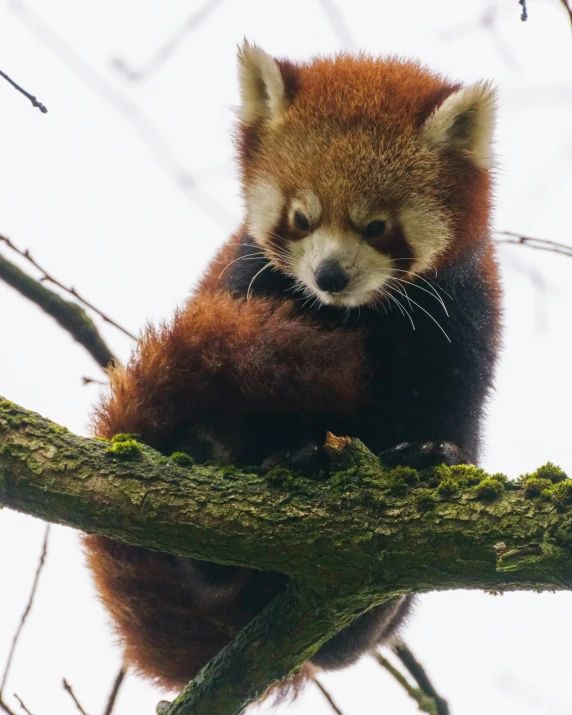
[364,221,387,239]
[294,212,311,231]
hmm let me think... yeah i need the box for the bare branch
[82,377,109,387]
[0,698,18,715]
[12,695,34,715]
[317,0,356,50]
[312,677,344,715]
[111,0,227,82]
[62,680,89,715]
[102,668,126,715]
[2,397,572,714]
[440,4,522,71]
[496,231,572,258]
[0,526,50,697]
[560,0,572,29]
[393,641,449,715]
[0,68,47,113]
[7,0,236,229]
[0,249,118,370]
[0,235,135,340]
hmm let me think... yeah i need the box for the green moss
[265,467,297,488]
[550,481,572,507]
[170,451,194,467]
[533,462,568,483]
[106,439,142,460]
[437,478,459,499]
[111,433,140,443]
[330,470,357,490]
[415,490,436,512]
[523,477,553,498]
[475,478,505,501]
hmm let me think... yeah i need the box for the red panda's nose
[314,260,350,293]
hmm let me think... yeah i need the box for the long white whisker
[246,263,273,300]
[375,283,415,330]
[391,287,451,342]
[218,252,265,279]
[391,268,454,303]
[389,274,449,316]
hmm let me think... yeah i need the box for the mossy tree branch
[1,397,572,715]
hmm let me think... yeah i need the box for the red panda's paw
[379,441,469,470]
[261,441,329,477]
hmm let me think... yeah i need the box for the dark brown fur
[85,50,501,696]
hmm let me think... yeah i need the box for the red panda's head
[236,42,497,308]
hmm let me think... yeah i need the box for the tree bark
[1,396,571,714]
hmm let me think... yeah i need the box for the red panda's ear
[237,40,287,125]
[421,81,498,170]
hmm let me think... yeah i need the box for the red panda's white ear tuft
[237,40,286,125]
[421,81,498,170]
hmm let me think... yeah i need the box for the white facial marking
[245,179,285,244]
[289,190,322,228]
[398,199,452,273]
[289,227,393,308]
[348,205,393,232]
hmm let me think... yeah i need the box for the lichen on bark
[1,395,572,715]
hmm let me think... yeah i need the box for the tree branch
[62,680,89,715]
[0,235,135,340]
[111,0,228,82]
[2,397,572,714]
[496,231,572,258]
[102,668,125,715]
[0,526,49,696]
[374,651,439,714]
[392,641,449,715]
[0,251,117,370]
[0,68,47,113]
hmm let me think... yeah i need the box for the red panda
[84,42,501,695]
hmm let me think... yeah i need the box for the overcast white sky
[1,1,572,714]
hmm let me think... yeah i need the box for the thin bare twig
[0,526,50,697]
[519,0,528,21]
[0,68,47,112]
[440,3,522,71]
[560,0,572,28]
[62,680,89,715]
[0,249,119,369]
[317,0,357,50]
[393,641,449,715]
[312,677,344,715]
[12,695,34,715]
[82,376,109,386]
[7,0,235,229]
[0,235,135,340]
[102,668,126,715]
[496,231,572,258]
[111,0,227,82]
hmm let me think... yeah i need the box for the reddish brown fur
[94,290,369,450]
[238,54,493,273]
[86,51,498,695]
